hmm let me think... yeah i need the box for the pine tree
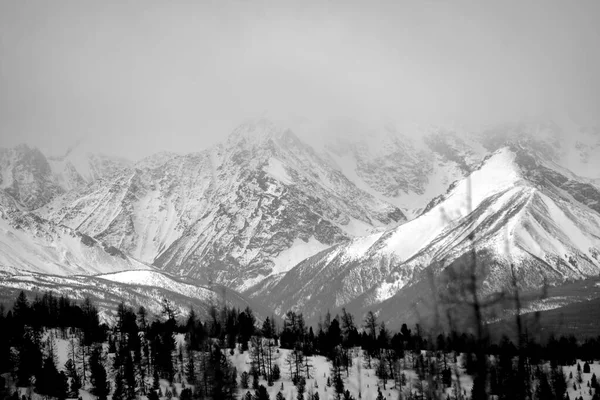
[252,369,260,390]
[112,371,126,400]
[36,354,62,399]
[65,359,81,396]
[334,373,344,400]
[0,305,11,376]
[254,385,270,400]
[58,371,69,400]
[17,328,43,387]
[89,345,110,400]
[551,363,567,400]
[180,388,193,400]
[185,346,196,385]
[330,349,345,400]
[207,343,237,400]
[272,363,281,380]
[262,317,274,339]
[535,370,553,400]
[13,291,30,329]
[296,377,306,400]
[124,351,136,400]
[240,371,250,389]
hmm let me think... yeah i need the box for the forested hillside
[2,291,600,400]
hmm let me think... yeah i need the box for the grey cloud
[0,0,599,159]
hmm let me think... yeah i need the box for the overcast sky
[1,0,599,159]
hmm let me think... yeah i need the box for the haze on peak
[1,0,599,159]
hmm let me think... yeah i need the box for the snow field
[230,347,402,400]
[564,360,600,400]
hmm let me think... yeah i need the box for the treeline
[276,308,600,400]
[2,291,600,400]
[0,291,255,400]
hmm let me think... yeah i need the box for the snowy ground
[230,347,402,400]
[47,336,471,400]
[564,360,600,400]
[230,348,476,400]
[10,335,596,400]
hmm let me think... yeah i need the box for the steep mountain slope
[258,147,600,321]
[0,190,149,276]
[302,118,600,220]
[2,117,598,320]
[38,120,404,290]
[295,120,485,220]
[47,141,132,191]
[0,143,131,210]
[479,120,600,182]
[0,145,64,210]
[0,269,271,324]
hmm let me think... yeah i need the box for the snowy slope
[0,143,130,211]
[317,122,480,220]
[2,116,599,315]
[0,269,271,324]
[47,141,131,191]
[291,118,500,218]
[0,191,150,276]
[260,147,600,322]
[306,117,599,220]
[480,119,600,182]
[0,145,64,210]
[39,119,405,290]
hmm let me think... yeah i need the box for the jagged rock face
[38,152,217,267]
[0,145,64,210]
[480,121,600,180]
[0,197,150,276]
[2,117,599,320]
[330,134,432,198]
[39,120,405,290]
[318,124,487,219]
[47,147,132,191]
[0,144,130,210]
[259,148,600,323]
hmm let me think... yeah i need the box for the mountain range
[1,117,599,326]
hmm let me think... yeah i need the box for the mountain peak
[135,151,181,170]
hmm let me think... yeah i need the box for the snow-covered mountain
[0,190,149,276]
[0,145,64,211]
[1,117,599,324]
[256,145,600,323]
[0,143,144,276]
[36,120,405,290]
[478,120,600,182]
[0,143,130,210]
[312,120,486,219]
[47,141,132,191]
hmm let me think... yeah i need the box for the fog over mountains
[1,117,600,324]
